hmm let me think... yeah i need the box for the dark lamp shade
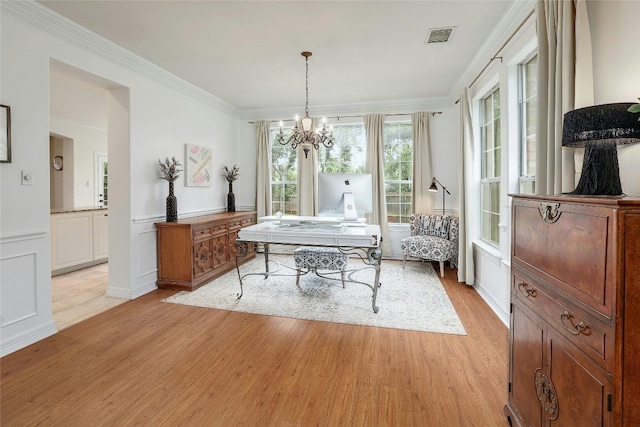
[562,102,640,196]
[428,181,438,192]
[562,103,640,148]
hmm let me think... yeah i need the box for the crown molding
[2,0,241,118]
[450,0,536,99]
[240,96,456,122]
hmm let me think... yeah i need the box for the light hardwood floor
[2,262,509,426]
[52,263,126,330]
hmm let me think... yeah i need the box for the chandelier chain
[305,55,309,116]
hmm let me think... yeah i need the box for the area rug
[163,255,466,335]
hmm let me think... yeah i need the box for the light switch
[21,171,33,185]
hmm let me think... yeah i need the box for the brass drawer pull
[517,282,537,298]
[538,202,562,223]
[560,311,588,335]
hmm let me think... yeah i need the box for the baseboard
[0,320,58,357]
[473,282,509,327]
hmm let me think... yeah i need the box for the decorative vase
[166,181,178,222]
[227,182,236,212]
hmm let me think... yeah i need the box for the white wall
[587,0,640,197]
[0,2,254,356]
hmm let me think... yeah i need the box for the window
[519,54,537,193]
[318,124,366,174]
[270,120,414,223]
[384,122,412,223]
[270,128,298,215]
[480,88,501,246]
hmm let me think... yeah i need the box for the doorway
[49,60,130,329]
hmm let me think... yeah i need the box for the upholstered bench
[293,246,348,287]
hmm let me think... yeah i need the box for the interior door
[96,152,108,207]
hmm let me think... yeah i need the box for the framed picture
[185,143,212,186]
[1,104,10,163]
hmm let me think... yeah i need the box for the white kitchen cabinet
[51,209,108,274]
[92,211,109,261]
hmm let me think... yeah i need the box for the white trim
[0,320,58,357]
[451,0,536,98]
[0,229,48,243]
[473,240,502,265]
[2,0,240,117]
[473,281,510,327]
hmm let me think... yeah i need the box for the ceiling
[40,1,512,116]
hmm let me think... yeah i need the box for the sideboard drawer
[512,268,612,371]
[192,225,213,241]
[512,199,615,319]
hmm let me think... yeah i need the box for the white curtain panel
[535,0,591,195]
[457,88,475,286]
[364,114,392,256]
[296,118,319,216]
[411,112,434,214]
[255,120,272,218]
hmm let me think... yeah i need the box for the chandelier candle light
[276,52,335,158]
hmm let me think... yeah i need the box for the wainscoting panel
[0,231,57,357]
[0,251,38,326]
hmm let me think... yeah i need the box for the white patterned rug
[163,255,466,335]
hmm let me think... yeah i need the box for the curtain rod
[248,111,442,124]
[455,8,535,104]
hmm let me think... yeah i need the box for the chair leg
[439,261,445,278]
[296,269,301,286]
[402,254,407,268]
[341,270,346,288]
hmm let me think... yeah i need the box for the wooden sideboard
[504,195,640,426]
[155,211,256,291]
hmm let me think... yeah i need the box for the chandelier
[276,51,335,158]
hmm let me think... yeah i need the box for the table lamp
[562,102,640,195]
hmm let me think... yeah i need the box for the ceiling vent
[425,27,455,44]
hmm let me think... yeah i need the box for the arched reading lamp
[562,102,640,195]
[428,177,450,214]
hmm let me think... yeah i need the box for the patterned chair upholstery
[400,214,459,277]
[293,246,348,287]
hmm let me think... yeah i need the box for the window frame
[383,121,413,224]
[518,53,537,194]
[480,87,501,247]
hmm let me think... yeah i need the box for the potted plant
[158,157,183,222]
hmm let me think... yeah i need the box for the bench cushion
[294,247,348,271]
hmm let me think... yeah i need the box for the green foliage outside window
[270,121,414,223]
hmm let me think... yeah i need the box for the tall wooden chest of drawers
[504,195,640,427]
[155,211,256,291]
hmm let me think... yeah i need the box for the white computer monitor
[317,173,373,221]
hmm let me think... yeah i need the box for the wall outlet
[21,171,33,186]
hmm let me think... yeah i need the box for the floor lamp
[428,177,450,215]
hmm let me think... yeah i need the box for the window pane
[480,86,501,247]
[383,122,412,223]
[520,54,537,189]
[271,128,298,215]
